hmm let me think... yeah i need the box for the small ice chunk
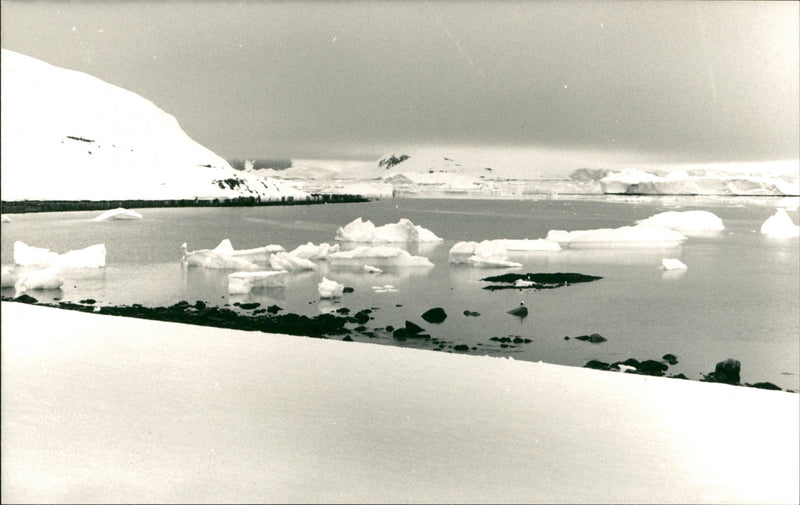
[289,242,340,260]
[760,209,800,238]
[227,270,288,294]
[514,279,536,287]
[269,252,317,272]
[448,241,480,264]
[660,258,688,271]
[318,276,344,298]
[636,211,724,236]
[1,215,11,223]
[362,265,382,274]
[93,207,143,221]
[335,217,443,243]
[449,240,521,268]
[329,246,434,267]
[14,267,64,292]
[617,364,636,373]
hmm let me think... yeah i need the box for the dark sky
[2,1,798,162]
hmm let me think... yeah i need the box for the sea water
[2,198,798,390]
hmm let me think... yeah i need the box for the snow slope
[0,49,308,202]
[2,302,797,503]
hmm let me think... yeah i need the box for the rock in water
[507,302,528,318]
[703,358,741,385]
[574,333,607,344]
[421,307,447,324]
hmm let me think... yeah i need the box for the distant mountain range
[0,49,308,202]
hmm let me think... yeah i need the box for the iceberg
[495,239,562,252]
[227,270,288,295]
[93,208,143,221]
[269,252,317,272]
[318,277,345,298]
[181,241,260,270]
[363,265,383,274]
[1,214,11,223]
[329,245,434,267]
[288,242,340,260]
[600,168,798,196]
[635,211,724,236]
[547,226,687,249]
[660,258,688,271]
[14,267,64,292]
[448,241,522,268]
[14,241,106,268]
[1,265,18,288]
[335,218,443,243]
[760,209,800,238]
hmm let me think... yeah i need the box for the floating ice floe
[14,267,64,292]
[372,284,398,293]
[448,241,522,268]
[1,215,11,223]
[495,239,562,252]
[660,258,688,271]
[335,217,443,243]
[93,207,143,221]
[228,270,288,294]
[269,252,317,272]
[318,277,345,298]
[329,245,434,267]
[14,241,106,268]
[546,226,687,249]
[363,265,383,274]
[288,242,340,260]
[635,211,724,237]
[182,239,283,269]
[760,209,800,238]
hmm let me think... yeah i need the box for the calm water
[2,198,798,390]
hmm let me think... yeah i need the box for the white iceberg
[14,266,64,292]
[547,226,687,249]
[227,270,288,294]
[760,209,800,238]
[329,245,434,267]
[14,241,106,268]
[1,265,18,288]
[288,242,340,260]
[660,258,688,271]
[335,217,443,243]
[269,252,317,272]
[448,240,522,268]
[181,240,261,270]
[318,277,345,298]
[93,207,143,221]
[496,239,562,252]
[1,214,11,223]
[635,211,724,236]
[363,265,383,274]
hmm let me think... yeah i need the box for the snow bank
[636,210,724,236]
[760,209,800,238]
[329,246,434,267]
[2,302,797,504]
[335,218,443,243]
[13,267,64,292]
[547,226,687,249]
[317,277,345,298]
[13,241,106,268]
[288,242,339,260]
[227,270,288,294]
[93,208,143,221]
[661,258,688,271]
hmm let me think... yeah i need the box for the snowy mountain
[0,49,308,202]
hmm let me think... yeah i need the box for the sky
[1,1,798,163]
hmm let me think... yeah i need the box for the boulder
[421,307,447,324]
[575,333,607,344]
[636,360,669,376]
[703,358,741,385]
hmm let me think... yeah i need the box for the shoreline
[0,194,370,214]
[2,301,797,503]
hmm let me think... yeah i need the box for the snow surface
[227,270,288,294]
[335,218,443,243]
[13,241,106,268]
[1,49,308,202]
[760,208,800,238]
[329,245,434,267]
[317,276,345,298]
[2,302,797,503]
[93,208,143,221]
[636,210,725,236]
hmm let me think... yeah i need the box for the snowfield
[1,49,308,202]
[2,302,797,503]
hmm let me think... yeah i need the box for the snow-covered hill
[0,49,308,202]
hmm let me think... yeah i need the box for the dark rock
[195,300,206,310]
[481,272,602,290]
[351,310,371,325]
[238,302,260,310]
[404,321,425,334]
[342,336,353,342]
[463,310,481,317]
[748,382,781,391]
[13,294,38,304]
[343,287,355,293]
[385,325,395,332]
[564,336,570,340]
[669,373,689,380]
[513,337,524,344]
[575,333,607,344]
[267,305,282,314]
[621,358,640,368]
[79,298,96,305]
[703,359,741,385]
[336,307,350,315]
[421,307,447,324]
[453,344,469,351]
[662,353,678,365]
[637,360,669,376]
[585,360,611,370]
